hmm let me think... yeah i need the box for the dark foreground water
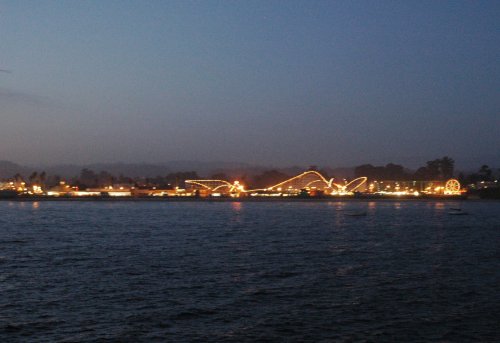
[0,200,499,342]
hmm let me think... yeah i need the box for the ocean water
[0,200,499,342]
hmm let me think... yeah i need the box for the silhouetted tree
[384,163,409,180]
[354,163,408,180]
[39,171,46,188]
[354,164,375,179]
[29,171,38,185]
[80,168,98,188]
[413,167,430,180]
[414,157,455,180]
[117,174,134,185]
[440,156,454,179]
[13,173,24,183]
[425,159,441,179]
[47,174,61,188]
[98,171,116,187]
[165,171,199,188]
[318,168,331,179]
[211,173,229,180]
[478,165,493,181]
[251,170,289,189]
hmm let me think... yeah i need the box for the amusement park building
[185,170,462,197]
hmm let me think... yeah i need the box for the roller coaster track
[185,180,239,192]
[186,172,368,195]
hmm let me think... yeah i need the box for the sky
[0,0,499,169]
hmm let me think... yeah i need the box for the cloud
[0,87,52,107]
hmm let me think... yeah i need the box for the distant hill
[6,159,494,181]
[0,160,353,180]
[0,160,33,179]
[44,163,172,179]
[43,161,261,178]
[1,160,272,179]
[320,167,355,179]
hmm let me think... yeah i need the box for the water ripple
[0,200,499,341]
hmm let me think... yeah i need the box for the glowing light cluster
[258,171,367,195]
[185,180,244,193]
[2,170,463,199]
[186,171,369,196]
[444,179,461,195]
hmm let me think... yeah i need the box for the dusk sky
[1,1,499,169]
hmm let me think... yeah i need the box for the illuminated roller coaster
[258,171,367,194]
[185,180,244,193]
[186,171,367,196]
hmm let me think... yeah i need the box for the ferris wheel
[445,179,461,194]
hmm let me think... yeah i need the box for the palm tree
[39,171,47,190]
[440,156,455,180]
[479,165,492,181]
[29,172,38,185]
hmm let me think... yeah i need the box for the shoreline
[1,196,494,202]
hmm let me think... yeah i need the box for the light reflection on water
[231,201,242,212]
[434,201,446,210]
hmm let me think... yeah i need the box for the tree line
[2,157,498,190]
[354,156,456,181]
